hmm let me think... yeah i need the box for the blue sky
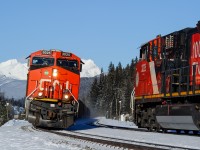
[0,0,200,71]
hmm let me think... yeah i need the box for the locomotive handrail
[130,89,135,121]
[25,81,39,119]
[67,89,79,116]
[26,80,39,100]
[162,65,190,73]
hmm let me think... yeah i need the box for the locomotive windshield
[32,57,54,66]
[30,57,55,70]
[57,59,79,73]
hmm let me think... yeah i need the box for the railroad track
[21,121,199,150]
[30,126,196,150]
[92,121,149,132]
[94,121,200,137]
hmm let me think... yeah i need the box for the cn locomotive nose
[25,50,82,128]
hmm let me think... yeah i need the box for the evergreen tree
[89,77,99,110]
[87,58,138,120]
[107,62,116,118]
[0,92,8,125]
[96,69,105,115]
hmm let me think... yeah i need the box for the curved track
[25,124,198,150]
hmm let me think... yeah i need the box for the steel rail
[33,126,195,150]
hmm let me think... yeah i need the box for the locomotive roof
[26,49,82,62]
[139,27,195,48]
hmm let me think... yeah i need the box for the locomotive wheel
[149,122,155,132]
[156,124,161,132]
[148,118,156,132]
[162,128,167,133]
[148,125,154,131]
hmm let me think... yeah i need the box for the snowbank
[2,119,28,127]
[98,117,138,128]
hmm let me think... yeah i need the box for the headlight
[38,92,43,97]
[64,94,69,99]
[53,69,58,77]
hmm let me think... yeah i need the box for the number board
[42,50,52,55]
[62,52,71,57]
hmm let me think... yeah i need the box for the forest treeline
[0,92,24,125]
[82,57,138,119]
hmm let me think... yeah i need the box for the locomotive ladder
[168,64,196,97]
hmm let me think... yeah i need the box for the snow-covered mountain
[0,59,28,80]
[81,59,101,77]
[0,59,101,80]
[0,59,100,99]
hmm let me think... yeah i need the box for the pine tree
[107,62,116,118]
[87,58,137,120]
[96,69,105,115]
[0,92,7,125]
[89,77,99,110]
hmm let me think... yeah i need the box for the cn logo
[39,79,69,91]
[192,41,200,58]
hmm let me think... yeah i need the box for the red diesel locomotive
[131,21,200,132]
[25,49,83,128]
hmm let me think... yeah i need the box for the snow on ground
[97,117,138,129]
[0,119,95,150]
[0,119,122,150]
[1,118,200,150]
[69,117,200,150]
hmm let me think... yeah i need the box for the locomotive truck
[25,49,83,128]
[131,21,200,132]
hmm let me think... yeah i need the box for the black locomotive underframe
[28,100,76,128]
[135,95,200,131]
